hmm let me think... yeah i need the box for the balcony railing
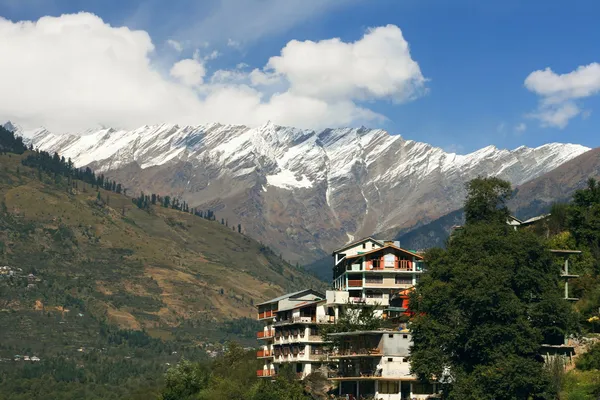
[258,310,276,320]
[348,279,362,287]
[330,348,382,357]
[257,369,276,377]
[274,316,315,326]
[257,330,275,339]
[396,260,412,271]
[257,350,272,358]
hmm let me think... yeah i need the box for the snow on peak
[22,122,590,192]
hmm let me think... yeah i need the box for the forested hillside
[0,126,326,399]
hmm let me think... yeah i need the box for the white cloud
[514,122,527,133]
[263,25,426,102]
[0,13,425,132]
[170,59,206,86]
[166,39,183,52]
[525,63,600,128]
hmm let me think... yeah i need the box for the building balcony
[329,348,382,358]
[348,279,363,287]
[257,369,276,377]
[257,350,273,358]
[274,316,315,326]
[257,330,275,339]
[258,310,277,320]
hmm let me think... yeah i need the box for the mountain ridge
[10,121,591,263]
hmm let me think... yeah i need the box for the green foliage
[464,176,511,225]
[560,370,600,400]
[576,342,600,371]
[567,178,600,266]
[160,343,311,400]
[0,126,27,154]
[410,178,577,400]
[162,359,210,400]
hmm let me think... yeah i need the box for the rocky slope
[13,122,590,263]
[0,150,325,335]
[388,147,600,252]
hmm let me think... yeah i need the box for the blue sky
[0,0,599,153]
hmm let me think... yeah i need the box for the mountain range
[8,121,591,265]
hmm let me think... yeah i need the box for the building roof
[277,298,325,312]
[332,237,384,254]
[256,289,325,307]
[345,244,424,260]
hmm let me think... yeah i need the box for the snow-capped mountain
[13,121,591,262]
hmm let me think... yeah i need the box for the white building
[255,238,436,399]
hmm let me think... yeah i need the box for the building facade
[255,237,435,399]
[256,289,334,379]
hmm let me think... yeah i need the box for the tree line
[0,125,245,234]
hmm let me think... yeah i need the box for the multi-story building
[256,289,334,379]
[332,238,424,321]
[256,238,433,399]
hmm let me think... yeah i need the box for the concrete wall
[381,333,411,356]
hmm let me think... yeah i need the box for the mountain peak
[22,121,590,263]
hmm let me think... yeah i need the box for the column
[564,258,569,299]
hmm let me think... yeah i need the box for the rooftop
[345,244,424,260]
[256,289,325,307]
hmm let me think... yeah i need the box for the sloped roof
[345,244,424,260]
[332,237,384,254]
[256,288,325,307]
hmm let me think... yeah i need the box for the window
[372,243,376,248]
[379,381,399,394]
[412,382,435,395]
[387,357,393,361]
[388,334,393,339]
[395,276,412,285]
[403,334,408,339]
[366,275,383,284]
[362,243,366,249]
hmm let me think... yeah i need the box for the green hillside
[0,139,326,398]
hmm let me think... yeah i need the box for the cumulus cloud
[170,59,206,86]
[0,13,426,132]
[525,63,600,128]
[262,25,426,102]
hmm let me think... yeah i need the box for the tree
[464,177,512,225]
[162,359,210,400]
[410,178,576,400]
[568,178,600,260]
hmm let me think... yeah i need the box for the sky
[0,0,599,153]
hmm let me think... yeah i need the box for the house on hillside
[255,238,435,399]
[256,289,331,379]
